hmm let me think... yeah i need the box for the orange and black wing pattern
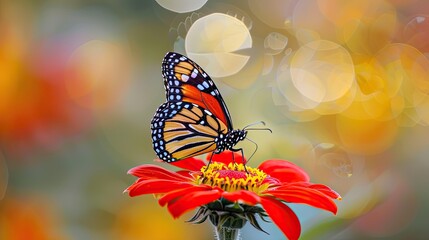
[161,52,233,129]
[151,101,228,162]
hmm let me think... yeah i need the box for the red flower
[126,151,341,240]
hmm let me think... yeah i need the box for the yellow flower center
[196,162,270,194]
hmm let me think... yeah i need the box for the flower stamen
[197,162,270,194]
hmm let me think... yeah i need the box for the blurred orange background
[1,0,429,239]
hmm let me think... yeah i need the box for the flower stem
[215,227,240,240]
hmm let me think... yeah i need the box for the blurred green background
[1,0,429,239]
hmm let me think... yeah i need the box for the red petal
[167,189,222,218]
[310,186,341,200]
[282,182,341,200]
[222,190,261,205]
[168,157,207,171]
[258,160,310,183]
[158,185,214,206]
[175,170,198,179]
[260,196,301,240]
[126,179,194,197]
[266,187,338,214]
[206,150,246,165]
[127,164,191,181]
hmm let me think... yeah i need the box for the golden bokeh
[155,0,208,13]
[65,40,132,110]
[290,40,355,103]
[185,13,252,78]
[0,196,68,240]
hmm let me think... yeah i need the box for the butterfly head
[232,129,247,142]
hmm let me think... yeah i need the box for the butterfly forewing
[161,52,233,129]
[151,52,248,163]
[151,101,228,162]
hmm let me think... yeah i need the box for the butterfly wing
[151,101,228,162]
[161,52,234,130]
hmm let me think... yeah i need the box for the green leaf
[187,207,207,223]
[246,213,269,234]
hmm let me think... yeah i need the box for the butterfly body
[214,129,247,154]
[151,52,247,163]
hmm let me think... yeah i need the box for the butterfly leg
[205,150,218,173]
[231,148,249,174]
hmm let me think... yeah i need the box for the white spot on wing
[191,69,198,78]
[181,74,190,82]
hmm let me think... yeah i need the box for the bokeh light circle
[292,0,338,42]
[248,0,298,29]
[65,40,132,110]
[293,0,396,55]
[264,32,288,55]
[337,115,398,155]
[276,53,320,110]
[354,43,429,124]
[273,50,356,120]
[185,13,252,78]
[403,15,429,53]
[290,40,355,102]
[155,0,208,13]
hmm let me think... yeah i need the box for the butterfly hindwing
[151,101,229,162]
[161,52,233,129]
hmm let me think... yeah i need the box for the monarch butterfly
[151,52,260,163]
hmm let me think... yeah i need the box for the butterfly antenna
[244,127,272,133]
[243,121,266,130]
[243,121,273,133]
